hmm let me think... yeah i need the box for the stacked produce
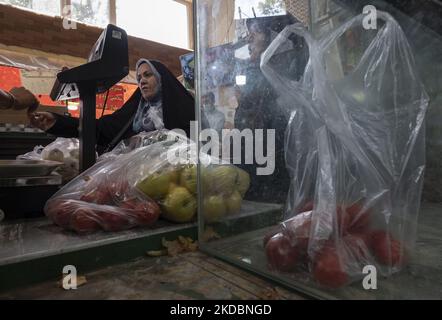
[264,201,405,288]
[136,163,250,223]
[260,13,428,289]
[45,130,251,233]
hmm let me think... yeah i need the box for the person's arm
[0,87,39,110]
[0,89,15,109]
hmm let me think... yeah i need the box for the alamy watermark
[62,265,78,290]
[362,5,377,30]
[166,121,276,176]
[62,5,77,30]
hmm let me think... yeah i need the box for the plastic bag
[261,12,428,288]
[45,130,251,233]
[17,137,80,182]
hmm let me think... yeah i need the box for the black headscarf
[97,60,195,152]
[46,60,195,154]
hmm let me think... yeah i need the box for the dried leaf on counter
[58,275,87,289]
[200,227,221,242]
[146,249,168,257]
[258,287,282,300]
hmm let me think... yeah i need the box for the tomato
[70,209,100,233]
[265,233,299,272]
[263,225,283,247]
[282,212,312,254]
[370,230,403,267]
[119,197,139,210]
[345,203,371,233]
[80,188,111,205]
[46,200,76,227]
[335,203,371,235]
[343,233,370,262]
[99,211,131,232]
[299,200,314,213]
[313,244,349,288]
[133,201,161,225]
[107,180,129,201]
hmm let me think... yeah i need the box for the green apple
[162,186,197,223]
[235,168,250,197]
[179,165,197,194]
[208,165,238,195]
[226,191,242,215]
[203,195,227,223]
[136,171,174,200]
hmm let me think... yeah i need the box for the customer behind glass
[29,59,195,153]
[234,14,307,203]
[201,92,225,135]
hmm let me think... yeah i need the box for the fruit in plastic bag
[136,171,177,200]
[313,243,349,288]
[70,209,100,233]
[265,233,299,272]
[132,201,161,225]
[107,180,129,201]
[225,191,242,215]
[235,168,250,197]
[99,211,131,232]
[179,165,197,194]
[80,187,111,205]
[203,195,227,223]
[46,199,74,228]
[208,165,238,195]
[370,230,403,267]
[162,186,197,223]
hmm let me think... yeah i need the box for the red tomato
[132,201,161,226]
[345,203,371,233]
[99,211,131,232]
[46,200,78,227]
[313,244,349,288]
[370,230,403,267]
[80,188,111,205]
[343,233,370,261]
[107,180,129,200]
[263,225,284,247]
[265,233,299,272]
[119,197,139,210]
[282,212,312,254]
[299,200,314,213]
[70,209,100,233]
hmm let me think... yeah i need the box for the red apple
[80,187,111,205]
[370,230,403,267]
[132,201,161,226]
[99,211,131,232]
[70,209,100,233]
[265,233,299,272]
[313,244,349,288]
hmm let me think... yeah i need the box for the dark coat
[47,60,195,153]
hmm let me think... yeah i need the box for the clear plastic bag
[45,130,251,233]
[17,137,80,182]
[261,12,429,288]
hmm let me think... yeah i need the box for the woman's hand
[9,87,39,111]
[28,112,56,131]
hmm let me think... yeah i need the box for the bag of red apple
[261,12,428,288]
[45,130,250,233]
[44,130,191,233]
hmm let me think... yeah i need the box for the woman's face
[248,23,269,62]
[137,63,159,100]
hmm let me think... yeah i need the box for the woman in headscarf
[233,14,308,204]
[29,59,195,153]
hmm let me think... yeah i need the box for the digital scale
[50,24,129,172]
